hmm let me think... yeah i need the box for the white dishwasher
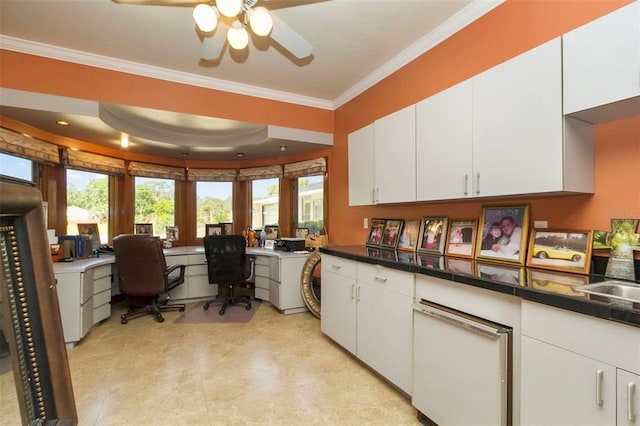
[412,299,513,426]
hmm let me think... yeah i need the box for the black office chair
[202,235,253,315]
[113,234,186,324]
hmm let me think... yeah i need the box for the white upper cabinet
[563,1,640,123]
[416,80,473,201]
[374,104,416,204]
[348,104,416,205]
[348,123,375,206]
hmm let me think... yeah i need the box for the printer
[274,237,306,252]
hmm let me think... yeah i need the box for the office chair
[202,235,254,315]
[113,234,186,324]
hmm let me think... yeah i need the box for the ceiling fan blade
[200,25,228,60]
[269,13,313,59]
[112,0,204,5]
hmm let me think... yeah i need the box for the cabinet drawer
[254,264,269,278]
[254,276,269,290]
[358,263,414,297]
[187,264,207,277]
[321,255,357,279]
[94,275,111,294]
[165,255,188,266]
[93,289,111,307]
[188,254,206,265]
[255,287,269,301]
[254,256,269,266]
[93,303,110,324]
[80,272,93,305]
[93,264,112,280]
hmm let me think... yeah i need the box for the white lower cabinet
[521,301,640,425]
[268,255,309,315]
[521,335,616,425]
[253,255,270,301]
[185,254,215,299]
[321,254,414,394]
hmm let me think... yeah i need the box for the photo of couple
[477,205,530,265]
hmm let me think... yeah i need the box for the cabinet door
[416,80,473,201]
[618,369,640,426]
[563,1,640,119]
[473,38,563,197]
[320,269,356,355]
[521,336,616,425]
[374,104,416,203]
[348,123,375,206]
[356,283,413,394]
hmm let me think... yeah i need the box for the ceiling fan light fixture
[193,4,218,33]
[227,20,249,50]
[216,0,242,18]
[248,7,273,37]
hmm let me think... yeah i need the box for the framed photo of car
[526,229,593,274]
[475,204,530,266]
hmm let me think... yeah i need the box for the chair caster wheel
[180,306,185,312]
[203,303,210,311]
[219,308,225,315]
[156,314,164,323]
[121,317,128,324]
[246,304,252,310]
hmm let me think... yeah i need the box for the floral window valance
[128,161,186,181]
[237,165,283,181]
[63,149,126,175]
[187,168,237,182]
[283,157,326,178]
[0,127,60,164]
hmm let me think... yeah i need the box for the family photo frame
[380,219,404,248]
[396,219,420,252]
[476,205,530,266]
[366,218,386,247]
[264,225,279,240]
[444,219,478,259]
[295,227,310,239]
[135,223,153,235]
[205,223,223,236]
[418,216,448,254]
[526,229,593,274]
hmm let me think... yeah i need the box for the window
[0,153,33,181]
[66,169,109,244]
[252,178,279,230]
[295,175,324,234]
[196,181,233,237]
[134,177,175,239]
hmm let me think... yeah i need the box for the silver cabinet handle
[356,285,361,301]
[463,174,469,196]
[331,264,342,270]
[371,188,375,204]
[475,172,481,195]
[351,283,355,300]
[374,276,387,283]
[596,369,604,407]
[375,188,379,203]
[628,381,637,422]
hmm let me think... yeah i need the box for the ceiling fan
[112,0,314,61]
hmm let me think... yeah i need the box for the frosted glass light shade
[227,20,249,49]
[193,4,218,32]
[248,7,273,36]
[216,0,242,18]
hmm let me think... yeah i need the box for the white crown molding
[333,0,505,108]
[0,35,334,111]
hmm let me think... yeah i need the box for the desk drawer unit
[254,256,270,301]
[187,254,215,299]
[93,267,112,324]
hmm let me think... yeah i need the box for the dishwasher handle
[413,302,511,340]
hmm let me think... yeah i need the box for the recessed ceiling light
[237,152,244,157]
[280,145,287,152]
[120,133,129,148]
[56,120,70,126]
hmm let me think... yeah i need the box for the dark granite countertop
[320,245,640,328]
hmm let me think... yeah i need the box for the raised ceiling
[0,0,502,161]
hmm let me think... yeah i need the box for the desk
[53,247,309,344]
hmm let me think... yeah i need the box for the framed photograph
[264,226,279,240]
[220,222,234,235]
[380,219,403,248]
[527,269,589,297]
[166,226,179,241]
[135,223,153,235]
[476,261,524,285]
[205,223,223,236]
[77,222,101,247]
[295,227,310,239]
[366,218,385,247]
[397,219,420,252]
[418,216,448,254]
[526,229,593,274]
[445,219,478,259]
[476,204,530,266]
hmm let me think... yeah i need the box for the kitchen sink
[576,281,640,306]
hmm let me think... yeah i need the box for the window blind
[237,165,283,181]
[63,149,126,175]
[187,168,237,182]
[283,157,326,178]
[0,127,60,164]
[128,161,186,181]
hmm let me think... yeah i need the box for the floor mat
[173,300,261,324]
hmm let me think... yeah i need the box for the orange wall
[330,0,639,246]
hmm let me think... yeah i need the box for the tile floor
[1,301,419,425]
